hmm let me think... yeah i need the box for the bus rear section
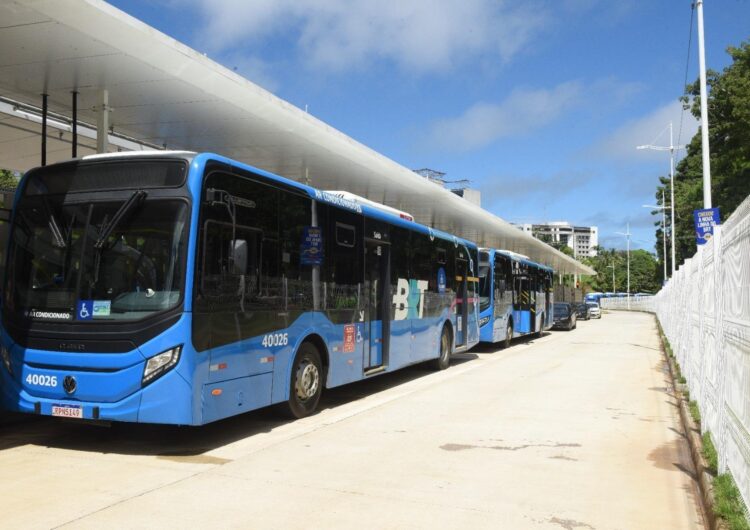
[477,249,554,345]
[0,153,479,425]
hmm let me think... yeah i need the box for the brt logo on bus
[393,279,429,320]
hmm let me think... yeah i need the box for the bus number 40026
[261,333,289,348]
[26,374,58,387]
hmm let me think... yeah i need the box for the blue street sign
[693,207,721,245]
[300,226,324,265]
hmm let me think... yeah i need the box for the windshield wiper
[94,190,147,249]
[41,197,66,248]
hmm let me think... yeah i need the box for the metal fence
[599,296,655,312]
[653,194,750,511]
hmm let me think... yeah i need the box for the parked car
[586,302,602,319]
[574,302,591,320]
[552,302,577,330]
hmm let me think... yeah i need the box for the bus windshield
[6,187,188,323]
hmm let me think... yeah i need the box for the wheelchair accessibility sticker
[76,300,93,320]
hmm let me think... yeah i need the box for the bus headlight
[142,346,182,386]
[1,344,12,375]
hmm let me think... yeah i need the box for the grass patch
[678,375,687,384]
[703,432,718,475]
[714,473,750,530]
[689,400,701,424]
[656,321,675,358]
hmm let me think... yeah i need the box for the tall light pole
[696,0,712,208]
[606,262,616,294]
[643,189,669,284]
[616,224,631,310]
[637,122,683,275]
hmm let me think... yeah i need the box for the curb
[662,342,726,530]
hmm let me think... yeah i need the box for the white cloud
[178,0,549,73]
[421,81,584,152]
[595,100,699,161]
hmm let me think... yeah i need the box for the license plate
[51,404,83,419]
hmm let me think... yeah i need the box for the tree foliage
[0,169,19,190]
[581,247,660,294]
[654,40,750,268]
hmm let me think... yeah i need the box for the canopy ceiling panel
[0,0,594,275]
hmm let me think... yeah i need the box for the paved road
[0,311,704,529]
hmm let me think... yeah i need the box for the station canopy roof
[0,0,594,275]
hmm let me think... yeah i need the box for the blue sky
[110,0,750,252]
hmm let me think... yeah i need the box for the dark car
[552,302,577,330]
[573,302,591,320]
[574,302,591,320]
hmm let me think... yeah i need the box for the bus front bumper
[0,364,195,425]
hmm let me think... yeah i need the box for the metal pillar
[660,190,667,282]
[696,0,713,208]
[96,89,109,154]
[71,91,78,158]
[41,94,48,166]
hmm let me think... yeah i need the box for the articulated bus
[0,152,479,425]
[477,248,553,347]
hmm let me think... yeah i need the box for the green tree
[580,247,660,294]
[654,40,750,267]
[0,169,19,190]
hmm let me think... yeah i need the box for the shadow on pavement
[470,332,551,355]
[0,354,477,456]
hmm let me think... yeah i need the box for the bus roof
[481,248,554,273]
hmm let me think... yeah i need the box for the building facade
[514,222,599,258]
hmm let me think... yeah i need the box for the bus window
[335,222,355,247]
[279,194,313,311]
[194,171,282,349]
[325,206,362,321]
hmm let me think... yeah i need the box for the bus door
[514,275,532,334]
[455,258,469,347]
[364,240,390,370]
[529,276,537,328]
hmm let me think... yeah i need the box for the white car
[586,302,602,319]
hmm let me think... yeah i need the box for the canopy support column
[41,93,48,166]
[71,91,78,158]
[96,89,109,154]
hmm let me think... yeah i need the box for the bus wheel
[283,342,323,419]
[431,325,452,370]
[503,322,513,349]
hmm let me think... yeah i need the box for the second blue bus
[477,248,554,347]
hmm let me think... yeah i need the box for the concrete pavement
[0,311,704,529]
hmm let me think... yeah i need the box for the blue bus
[477,248,553,347]
[0,152,479,424]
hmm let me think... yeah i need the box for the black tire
[503,321,513,349]
[431,325,452,370]
[281,342,323,419]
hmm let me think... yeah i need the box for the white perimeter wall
[606,193,750,511]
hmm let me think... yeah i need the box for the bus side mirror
[231,239,248,274]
